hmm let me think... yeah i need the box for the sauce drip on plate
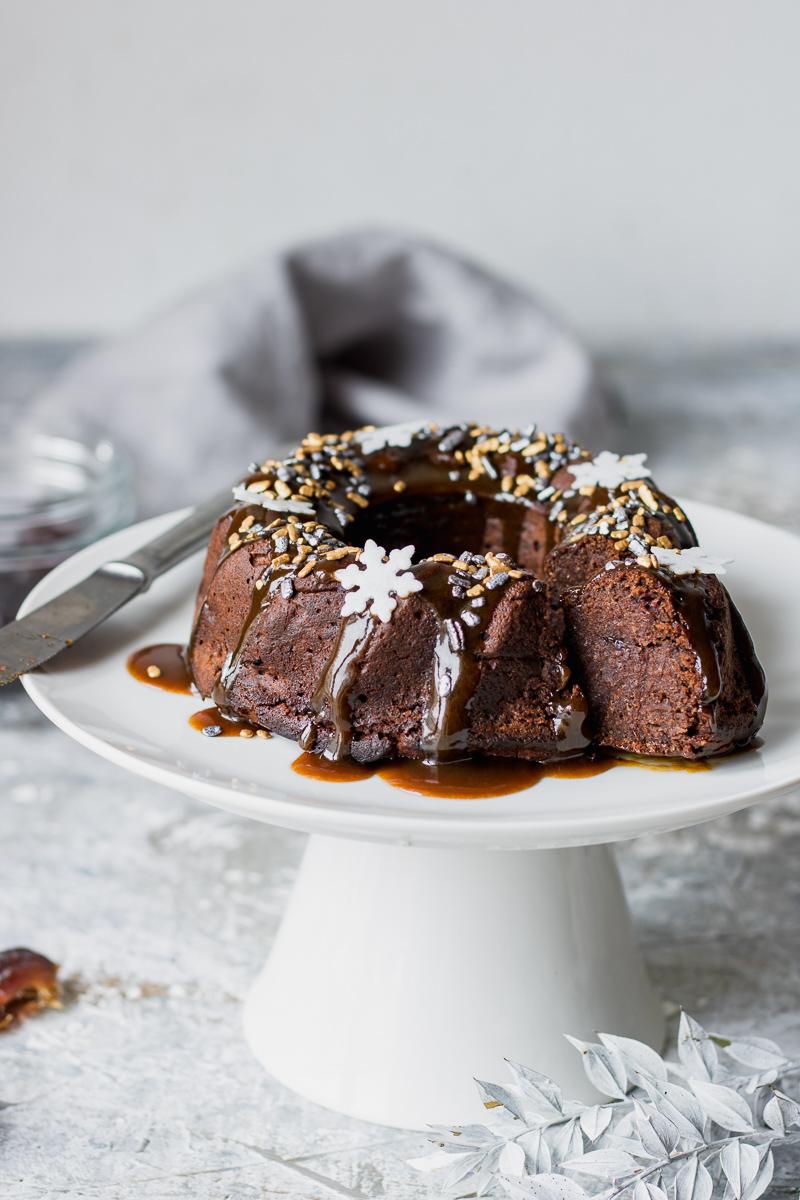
[290,748,709,799]
[127,643,192,694]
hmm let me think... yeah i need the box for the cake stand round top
[19,502,800,850]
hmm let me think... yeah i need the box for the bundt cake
[188,422,766,763]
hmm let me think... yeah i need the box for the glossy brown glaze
[188,706,268,739]
[128,643,192,694]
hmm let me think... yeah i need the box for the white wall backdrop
[1,0,798,345]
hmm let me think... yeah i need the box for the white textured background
[1,0,798,343]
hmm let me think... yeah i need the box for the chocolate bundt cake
[188,422,766,763]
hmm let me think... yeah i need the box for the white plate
[20,501,800,849]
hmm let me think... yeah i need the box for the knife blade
[0,489,233,686]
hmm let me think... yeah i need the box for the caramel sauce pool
[290,749,709,798]
[127,643,192,694]
[188,705,269,739]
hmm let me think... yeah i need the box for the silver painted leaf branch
[409,1013,800,1199]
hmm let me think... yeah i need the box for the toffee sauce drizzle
[127,643,193,694]
[179,423,765,772]
[291,748,709,799]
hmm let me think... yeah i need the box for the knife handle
[114,490,234,588]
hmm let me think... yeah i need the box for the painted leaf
[427,1122,502,1149]
[519,1127,553,1174]
[763,1088,800,1133]
[639,1076,706,1141]
[743,1147,774,1200]
[407,1148,462,1171]
[633,1107,681,1158]
[562,1148,637,1180]
[476,1078,528,1123]
[551,1117,585,1167]
[599,1033,669,1083]
[674,1155,713,1200]
[506,1058,564,1118]
[689,1079,754,1133]
[605,1133,653,1158]
[678,1013,718,1082]
[565,1037,627,1099]
[632,1180,669,1200]
[441,1150,489,1191]
[720,1141,760,1199]
[500,1174,590,1200]
[725,1036,789,1073]
[499,1140,527,1177]
[579,1105,613,1141]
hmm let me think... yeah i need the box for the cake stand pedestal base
[243,833,663,1128]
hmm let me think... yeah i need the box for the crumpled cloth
[32,229,604,516]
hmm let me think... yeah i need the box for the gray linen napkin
[32,230,603,516]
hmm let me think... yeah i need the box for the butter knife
[0,490,232,687]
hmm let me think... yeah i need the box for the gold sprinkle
[256,729,271,739]
[508,569,524,579]
[534,460,551,479]
[298,484,315,497]
[673,505,687,522]
[254,579,265,590]
[297,560,317,578]
[501,475,514,493]
[431,553,455,562]
[272,553,291,566]
[326,547,351,561]
[274,480,292,499]
[656,535,673,549]
[239,514,255,532]
[247,480,269,494]
[466,584,484,598]
[347,491,369,508]
[239,728,255,739]
[639,485,659,512]
[393,479,407,493]
[146,664,161,679]
[578,485,596,497]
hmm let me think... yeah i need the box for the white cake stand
[19,501,800,1129]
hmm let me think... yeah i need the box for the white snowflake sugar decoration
[335,539,423,622]
[232,485,315,516]
[569,451,651,490]
[356,421,432,455]
[651,544,733,576]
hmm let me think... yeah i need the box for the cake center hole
[346,491,546,572]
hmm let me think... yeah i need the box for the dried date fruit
[0,947,60,1031]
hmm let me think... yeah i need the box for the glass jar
[0,424,135,627]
